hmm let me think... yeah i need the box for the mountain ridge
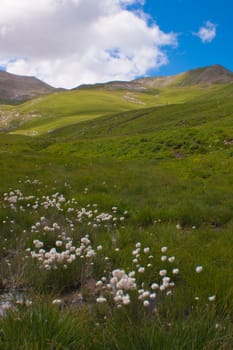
[1,64,232,104]
[76,64,233,91]
[0,70,57,104]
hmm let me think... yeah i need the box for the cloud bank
[193,21,217,43]
[0,0,177,88]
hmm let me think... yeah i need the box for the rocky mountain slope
[76,64,233,91]
[0,70,56,103]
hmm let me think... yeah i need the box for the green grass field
[1,81,225,135]
[0,81,233,349]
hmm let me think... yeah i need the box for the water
[0,290,26,316]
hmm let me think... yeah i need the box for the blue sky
[144,0,233,76]
[0,0,232,87]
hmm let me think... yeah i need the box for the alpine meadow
[0,64,233,349]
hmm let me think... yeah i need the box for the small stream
[0,290,27,316]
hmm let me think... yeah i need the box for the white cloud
[0,0,177,88]
[193,21,217,43]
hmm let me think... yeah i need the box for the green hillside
[0,67,233,349]
[4,84,224,135]
[1,64,231,136]
[39,82,233,159]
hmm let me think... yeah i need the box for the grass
[1,302,232,349]
[0,81,233,348]
[11,113,103,136]
[1,82,226,135]
[9,89,148,135]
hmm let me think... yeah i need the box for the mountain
[0,70,57,104]
[1,64,232,105]
[172,64,233,86]
[76,64,233,91]
[1,64,233,134]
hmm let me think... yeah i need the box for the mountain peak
[0,70,56,103]
[176,64,233,86]
[76,64,233,92]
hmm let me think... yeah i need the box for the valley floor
[0,82,233,348]
[0,143,233,349]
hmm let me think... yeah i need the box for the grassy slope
[40,83,233,158]
[0,82,233,348]
[4,83,223,135]
[8,89,148,135]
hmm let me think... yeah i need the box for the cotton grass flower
[33,240,44,249]
[122,295,131,305]
[138,267,145,273]
[159,269,167,276]
[55,240,63,247]
[151,283,159,290]
[168,256,175,263]
[150,293,156,299]
[208,295,216,302]
[143,247,150,253]
[97,296,107,303]
[142,291,150,298]
[195,266,203,273]
[6,184,213,315]
[143,300,150,307]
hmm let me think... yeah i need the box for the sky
[0,0,232,88]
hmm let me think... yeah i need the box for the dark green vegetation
[0,65,233,349]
